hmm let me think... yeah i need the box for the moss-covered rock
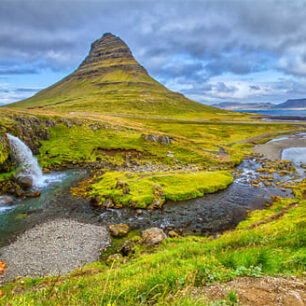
[108,224,130,238]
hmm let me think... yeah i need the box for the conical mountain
[11,33,224,118]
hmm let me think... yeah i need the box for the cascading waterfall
[7,133,43,185]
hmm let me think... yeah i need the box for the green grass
[7,36,241,120]
[86,170,234,208]
[1,180,305,305]
[36,120,255,169]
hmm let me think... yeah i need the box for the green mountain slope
[10,33,228,118]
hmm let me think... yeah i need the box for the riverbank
[0,219,110,285]
[1,180,304,304]
[255,137,306,160]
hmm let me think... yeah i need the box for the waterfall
[7,133,43,185]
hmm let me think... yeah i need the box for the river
[0,134,305,247]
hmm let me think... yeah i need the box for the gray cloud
[1,0,306,104]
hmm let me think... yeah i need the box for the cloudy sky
[1,0,306,105]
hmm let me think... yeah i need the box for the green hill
[10,33,229,118]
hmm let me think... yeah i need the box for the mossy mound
[86,170,233,208]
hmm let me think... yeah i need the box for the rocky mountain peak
[75,32,143,76]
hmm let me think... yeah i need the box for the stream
[0,136,305,247]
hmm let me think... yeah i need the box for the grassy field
[1,179,304,305]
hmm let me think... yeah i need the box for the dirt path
[193,276,306,306]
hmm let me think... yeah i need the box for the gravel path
[0,219,110,285]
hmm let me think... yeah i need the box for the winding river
[0,134,305,247]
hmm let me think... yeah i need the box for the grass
[83,170,233,208]
[1,179,305,305]
[36,120,254,169]
[8,53,234,120]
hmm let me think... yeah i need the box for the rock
[116,180,127,189]
[61,119,72,128]
[89,196,100,207]
[168,231,179,238]
[108,224,130,238]
[167,151,174,158]
[122,187,130,195]
[0,195,14,207]
[27,191,41,198]
[103,198,113,208]
[141,134,173,146]
[16,175,33,189]
[106,253,122,265]
[148,184,165,209]
[141,228,167,246]
[120,239,135,256]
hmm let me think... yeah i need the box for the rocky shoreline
[0,219,110,285]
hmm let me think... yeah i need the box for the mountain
[274,98,306,109]
[9,33,224,118]
[212,102,273,110]
[214,99,306,110]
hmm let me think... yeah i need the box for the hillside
[276,98,306,109]
[212,102,273,110]
[214,99,306,111]
[9,33,228,119]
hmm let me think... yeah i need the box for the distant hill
[9,33,227,119]
[214,99,306,110]
[212,102,273,110]
[275,98,306,109]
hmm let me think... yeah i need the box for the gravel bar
[255,138,306,160]
[0,219,110,285]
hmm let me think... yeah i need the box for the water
[7,134,43,185]
[0,169,93,247]
[282,147,306,175]
[95,159,293,235]
[236,109,306,117]
[0,134,302,246]
[267,132,306,143]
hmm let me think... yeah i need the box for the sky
[1,0,306,105]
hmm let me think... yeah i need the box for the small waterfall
[7,133,43,185]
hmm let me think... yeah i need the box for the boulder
[0,195,14,207]
[141,228,167,246]
[16,175,33,189]
[108,224,130,238]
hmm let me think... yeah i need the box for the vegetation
[83,170,233,208]
[0,33,305,305]
[1,179,305,304]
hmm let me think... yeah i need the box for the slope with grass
[1,179,304,304]
[9,33,233,119]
